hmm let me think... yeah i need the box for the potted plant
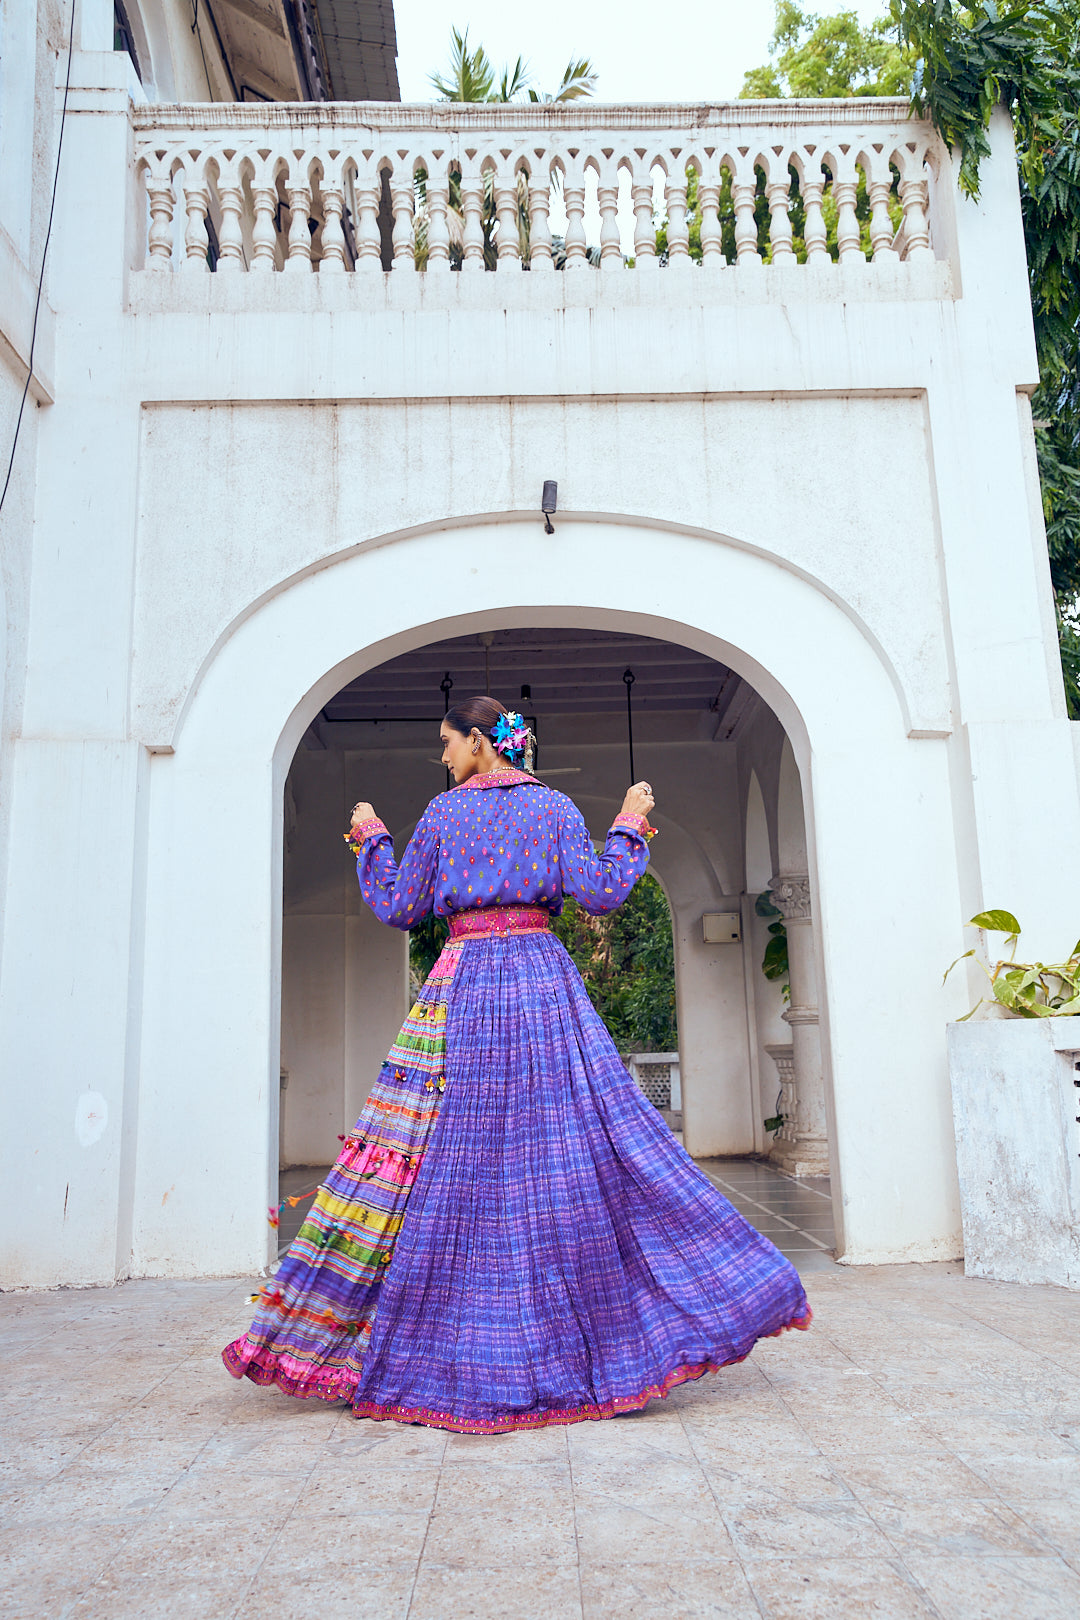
[945,913,1080,1289]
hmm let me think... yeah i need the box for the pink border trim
[611,812,658,840]
[344,817,388,853]
[448,905,552,940]
[223,1308,811,1430]
[452,768,539,791]
[351,1308,811,1433]
[222,1336,357,1403]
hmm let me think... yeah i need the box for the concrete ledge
[128,256,954,314]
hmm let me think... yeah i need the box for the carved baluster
[389,169,416,270]
[766,165,794,261]
[181,162,210,272]
[284,172,313,272]
[143,157,175,270]
[866,156,898,259]
[631,175,656,269]
[352,169,382,271]
[898,166,933,259]
[527,167,553,270]
[732,162,761,265]
[833,160,862,261]
[319,159,347,272]
[216,159,245,272]
[664,167,690,268]
[246,156,278,272]
[698,167,723,267]
[799,161,828,260]
[868,179,897,257]
[597,161,622,270]
[460,165,485,272]
[493,166,521,269]
[425,168,451,271]
[562,160,588,270]
[251,185,278,272]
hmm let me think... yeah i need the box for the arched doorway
[276,625,794,1198]
[130,517,964,1279]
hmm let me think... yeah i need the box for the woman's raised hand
[621,782,655,821]
[350,801,376,830]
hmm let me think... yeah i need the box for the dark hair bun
[443,697,508,737]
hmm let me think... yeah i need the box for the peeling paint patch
[75,1092,108,1147]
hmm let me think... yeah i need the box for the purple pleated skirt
[224,908,810,1432]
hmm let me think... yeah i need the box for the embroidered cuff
[344,817,389,854]
[611,812,658,841]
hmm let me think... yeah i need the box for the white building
[2,0,1078,1291]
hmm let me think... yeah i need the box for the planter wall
[948,1016,1080,1289]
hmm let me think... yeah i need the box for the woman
[224,697,810,1432]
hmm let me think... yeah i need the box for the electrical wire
[190,0,215,100]
[0,0,76,521]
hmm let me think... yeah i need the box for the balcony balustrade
[132,99,951,291]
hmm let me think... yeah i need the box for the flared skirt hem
[222,1306,812,1429]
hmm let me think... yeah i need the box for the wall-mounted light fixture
[541,481,557,534]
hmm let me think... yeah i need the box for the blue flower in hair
[491,711,529,758]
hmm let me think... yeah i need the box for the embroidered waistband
[447,905,552,940]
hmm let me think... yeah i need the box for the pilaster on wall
[49,49,143,316]
[766,873,829,1178]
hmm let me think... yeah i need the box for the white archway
[131,519,963,1275]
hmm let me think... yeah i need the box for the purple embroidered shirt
[352,769,653,929]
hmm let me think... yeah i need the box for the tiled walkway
[696,1159,839,1274]
[4,1238,1080,1616]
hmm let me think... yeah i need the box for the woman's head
[440,696,509,783]
[443,696,508,740]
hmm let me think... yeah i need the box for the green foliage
[723,5,909,266]
[755,891,791,993]
[429,27,499,101]
[409,912,449,998]
[653,164,900,266]
[408,873,678,1050]
[429,26,597,104]
[943,909,1080,1017]
[420,30,598,272]
[893,1,1080,714]
[892,1,1064,195]
[551,873,678,1051]
[741,1,915,98]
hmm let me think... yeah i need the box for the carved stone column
[768,874,830,1176]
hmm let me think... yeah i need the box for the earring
[471,739,481,755]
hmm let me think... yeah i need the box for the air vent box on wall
[702,911,741,944]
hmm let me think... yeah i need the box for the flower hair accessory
[490,710,531,762]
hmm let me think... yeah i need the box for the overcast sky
[394,0,892,105]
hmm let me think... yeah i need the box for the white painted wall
[2,48,1079,1287]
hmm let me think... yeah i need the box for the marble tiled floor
[3,1253,1080,1618]
[696,1159,839,1274]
